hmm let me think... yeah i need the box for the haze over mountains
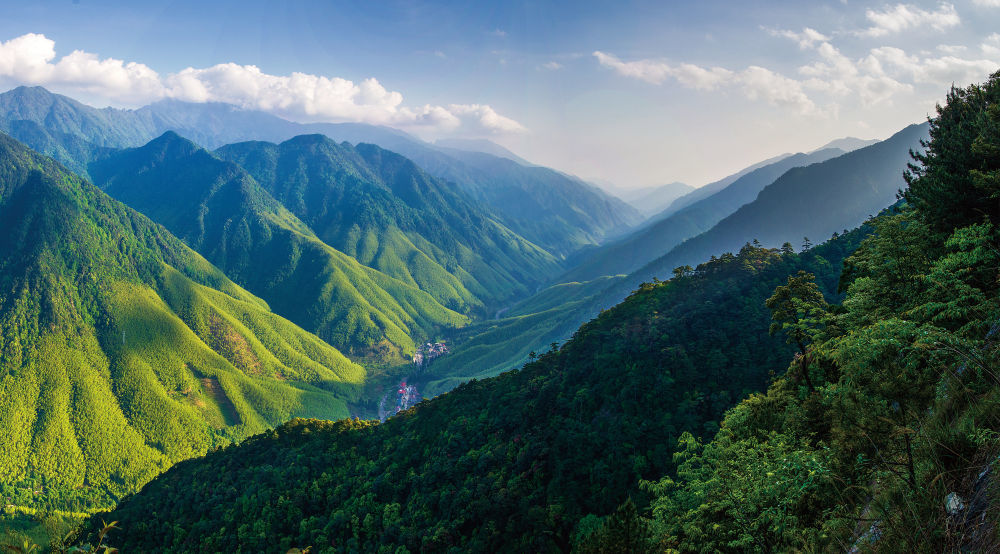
[0,86,641,257]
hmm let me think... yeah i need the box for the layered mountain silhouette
[562,147,848,282]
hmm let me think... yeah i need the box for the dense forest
[70,227,863,551]
[71,72,1000,552]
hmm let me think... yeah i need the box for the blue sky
[0,0,998,187]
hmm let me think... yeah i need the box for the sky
[0,0,998,188]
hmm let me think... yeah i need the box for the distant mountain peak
[433,138,532,165]
[809,136,880,154]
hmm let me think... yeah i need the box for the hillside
[411,146,644,254]
[640,73,1000,552]
[88,132,468,360]
[215,135,562,311]
[74,228,864,553]
[563,147,846,282]
[0,132,365,515]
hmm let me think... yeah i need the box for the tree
[904,70,1000,234]
[766,271,828,391]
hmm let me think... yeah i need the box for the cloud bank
[594,5,999,118]
[0,33,525,136]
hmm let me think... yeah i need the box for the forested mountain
[0,132,365,515]
[639,74,1000,552]
[0,86,642,258]
[563,147,846,282]
[75,226,865,553]
[88,132,468,360]
[71,72,1000,553]
[214,135,562,311]
[360,140,644,255]
[616,122,928,297]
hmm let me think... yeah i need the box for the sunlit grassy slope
[0,132,364,513]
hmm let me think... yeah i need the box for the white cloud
[0,33,162,103]
[798,41,912,105]
[984,33,1000,57]
[593,51,732,90]
[489,28,507,38]
[936,44,967,54]
[859,3,960,37]
[740,66,817,113]
[447,104,527,134]
[540,61,562,70]
[973,0,1000,6]
[767,27,830,49]
[0,33,525,136]
[594,51,814,113]
[869,46,999,86]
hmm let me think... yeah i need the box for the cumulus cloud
[594,19,999,116]
[594,51,813,113]
[767,27,830,49]
[858,3,960,37]
[984,33,1000,57]
[0,33,525,136]
[593,51,732,90]
[740,66,817,113]
[539,61,562,70]
[0,33,163,103]
[869,46,999,86]
[973,0,1000,6]
[936,44,968,55]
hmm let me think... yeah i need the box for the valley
[0,7,997,549]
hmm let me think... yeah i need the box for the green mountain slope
[74,229,864,552]
[563,148,846,282]
[215,135,562,311]
[88,132,467,359]
[0,132,364,514]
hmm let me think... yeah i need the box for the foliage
[74,230,862,552]
[646,71,1000,552]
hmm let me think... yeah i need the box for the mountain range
[88,132,470,359]
[0,86,641,258]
